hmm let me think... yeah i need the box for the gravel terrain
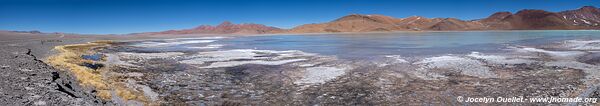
[0,31,112,105]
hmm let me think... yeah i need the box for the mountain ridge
[139,21,283,35]
[141,6,600,35]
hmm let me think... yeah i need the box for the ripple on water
[186,44,224,49]
[562,40,600,50]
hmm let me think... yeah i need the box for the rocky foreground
[0,32,112,105]
[0,31,165,105]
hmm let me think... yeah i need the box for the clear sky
[1,0,599,34]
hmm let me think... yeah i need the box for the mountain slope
[288,14,488,33]
[288,6,600,33]
[559,6,600,27]
[287,14,403,33]
[145,21,283,35]
[138,6,600,35]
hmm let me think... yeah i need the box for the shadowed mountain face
[145,6,600,35]
[559,6,600,27]
[479,10,573,30]
[479,7,600,30]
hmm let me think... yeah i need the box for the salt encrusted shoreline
[4,31,600,105]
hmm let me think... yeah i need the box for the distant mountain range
[141,6,600,35]
[143,21,282,35]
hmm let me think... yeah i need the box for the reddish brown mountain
[559,6,600,27]
[138,6,600,35]
[287,14,406,33]
[479,10,573,29]
[146,21,282,35]
[478,6,600,30]
[288,6,600,33]
[287,14,486,33]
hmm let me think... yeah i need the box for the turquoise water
[218,31,600,58]
[127,30,600,59]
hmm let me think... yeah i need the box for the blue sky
[1,0,599,34]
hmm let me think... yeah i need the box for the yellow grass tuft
[114,83,149,102]
[47,41,111,91]
[97,90,112,100]
[46,41,153,104]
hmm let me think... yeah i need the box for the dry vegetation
[46,41,150,104]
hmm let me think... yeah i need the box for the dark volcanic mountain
[479,6,600,30]
[288,6,600,33]
[146,21,283,35]
[479,10,573,30]
[559,6,600,27]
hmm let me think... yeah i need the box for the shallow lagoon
[212,31,599,58]
[129,31,600,57]
[95,30,600,105]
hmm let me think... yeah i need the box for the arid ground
[3,31,600,105]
